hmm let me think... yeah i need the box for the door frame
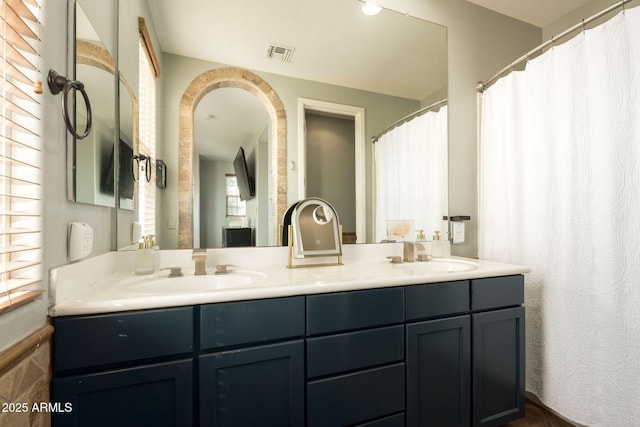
[297,98,365,243]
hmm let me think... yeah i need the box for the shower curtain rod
[477,0,634,92]
[372,98,447,143]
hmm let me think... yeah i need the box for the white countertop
[49,245,530,317]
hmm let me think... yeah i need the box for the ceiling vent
[266,44,295,63]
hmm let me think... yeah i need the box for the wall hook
[47,69,92,140]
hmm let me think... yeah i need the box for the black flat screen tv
[233,147,255,201]
[100,139,134,199]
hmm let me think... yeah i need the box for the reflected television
[233,147,255,201]
[100,139,134,199]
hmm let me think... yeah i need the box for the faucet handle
[386,256,402,264]
[215,264,236,275]
[161,267,183,278]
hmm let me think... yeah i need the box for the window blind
[225,174,246,217]
[137,20,157,236]
[0,0,42,314]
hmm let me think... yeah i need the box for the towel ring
[47,69,92,140]
[133,154,152,183]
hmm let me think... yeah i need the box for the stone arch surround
[178,67,287,248]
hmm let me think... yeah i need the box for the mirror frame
[177,67,287,248]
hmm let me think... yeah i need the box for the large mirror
[71,1,117,208]
[116,0,447,249]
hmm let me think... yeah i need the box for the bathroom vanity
[48,247,528,427]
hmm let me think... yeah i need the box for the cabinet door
[52,359,193,427]
[472,307,525,427]
[406,316,470,427]
[200,340,304,427]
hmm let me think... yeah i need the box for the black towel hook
[47,69,92,140]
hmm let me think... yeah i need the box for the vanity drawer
[471,275,524,311]
[406,280,469,321]
[53,307,194,373]
[306,287,404,336]
[200,296,305,350]
[307,363,405,427]
[307,325,404,378]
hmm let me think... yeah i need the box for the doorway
[297,98,365,243]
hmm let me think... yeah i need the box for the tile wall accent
[177,67,288,248]
[0,325,53,427]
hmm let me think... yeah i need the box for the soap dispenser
[429,230,451,258]
[135,235,156,275]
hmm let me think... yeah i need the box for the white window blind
[225,174,246,217]
[137,24,157,236]
[0,0,42,314]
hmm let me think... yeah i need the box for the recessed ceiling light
[362,2,382,16]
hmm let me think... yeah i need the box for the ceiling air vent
[266,44,295,63]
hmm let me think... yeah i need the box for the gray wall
[198,157,234,248]
[305,113,357,234]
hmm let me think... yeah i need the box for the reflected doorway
[298,99,365,243]
[304,112,356,242]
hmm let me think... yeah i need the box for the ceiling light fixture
[362,2,382,16]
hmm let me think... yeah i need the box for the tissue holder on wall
[443,216,471,245]
[156,160,167,188]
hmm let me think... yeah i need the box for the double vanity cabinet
[51,274,525,427]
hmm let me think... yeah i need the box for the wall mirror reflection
[71,2,116,208]
[116,0,448,250]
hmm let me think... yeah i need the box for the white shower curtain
[375,106,448,242]
[479,8,640,427]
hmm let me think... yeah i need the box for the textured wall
[0,326,53,427]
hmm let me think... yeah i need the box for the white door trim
[297,98,366,243]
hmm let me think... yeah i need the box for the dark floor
[504,400,576,427]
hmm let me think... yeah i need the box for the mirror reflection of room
[73,2,116,208]
[112,0,447,250]
[194,88,269,249]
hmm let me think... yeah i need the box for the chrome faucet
[192,248,207,275]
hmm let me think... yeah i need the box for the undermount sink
[114,270,268,294]
[392,258,479,273]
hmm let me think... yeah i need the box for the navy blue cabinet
[199,340,304,426]
[472,307,526,427]
[52,275,525,427]
[406,276,525,427]
[306,288,406,426]
[52,359,193,427]
[199,297,306,426]
[406,316,471,427]
[52,308,195,427]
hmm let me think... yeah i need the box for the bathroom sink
[114,270,268,294]
[392,258,479,273]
